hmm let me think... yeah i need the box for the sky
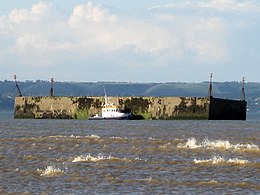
[0,0,260,83]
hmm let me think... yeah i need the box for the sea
[0,110,259,194]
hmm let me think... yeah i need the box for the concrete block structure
[14,96,210,119]
[14,96,247,120]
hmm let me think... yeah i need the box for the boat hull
[88,116,132,120]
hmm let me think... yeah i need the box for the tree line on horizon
[0,80,259,112]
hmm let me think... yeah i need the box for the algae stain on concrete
[75,109,89,119]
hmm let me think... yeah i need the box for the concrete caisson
[14,96,211,119]
[14,96,247,120]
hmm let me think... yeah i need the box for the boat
[89,104,132,120]
[89,87,132,120]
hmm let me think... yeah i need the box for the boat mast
[103,86,108,105]
[208,73,213,97]
[14,75,22,97]
[240,77,246,101]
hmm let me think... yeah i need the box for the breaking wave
[110,136,128,140]
[72,154,144,163]
[177,137,259,152]
[48,134,101,139]
[38,165,64,177]
[194,156,250,165]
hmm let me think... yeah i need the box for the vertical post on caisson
[50,78,54,97]
[240,77,246,101]
[14,75,22,97]
[208,73,213,98]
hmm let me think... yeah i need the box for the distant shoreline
[1,81,259,112]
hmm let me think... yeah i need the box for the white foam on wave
[72,154,110,162]
[194,156,250,165]
[226,158,250,164]
[178,137,198,149]
[194,156,224,164]
[201,139,231,149]
[69,134,101,139]
[178,137,259,152]
[48,134,100,139]
[72,154,144,163]
[110,136,128,140]
[158,142,172,150]
[197,180,219,185]
[84,134,101,139]
[39,165,64,176]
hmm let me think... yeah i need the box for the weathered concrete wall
[14,96,210,119]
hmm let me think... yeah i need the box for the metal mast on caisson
[14,75,22,97]
[50,78,54,97]
[240,77,246,101]
[208,73,213,97]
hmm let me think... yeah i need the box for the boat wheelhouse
[89,87,132,120]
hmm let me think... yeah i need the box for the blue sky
[0,0,259,82]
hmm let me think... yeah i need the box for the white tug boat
[89,88,132,120]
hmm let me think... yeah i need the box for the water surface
[0,111,259,194]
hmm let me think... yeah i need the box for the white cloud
[148,0,260,65]
[150,0,260,12]
[154,14,228,63]
[8,1,49,23]
[0,1,260,82]
[2,1,173,62]
[68,2,116,26]
[200,0,258,12]
[66,2,175,58]
[185,17,228,62]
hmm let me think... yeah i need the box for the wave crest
[39,165,64,176]
[194,156,250,165]
[72,154,144,163]
[178,137,259,152]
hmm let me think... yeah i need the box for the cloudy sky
[0,0,259,82]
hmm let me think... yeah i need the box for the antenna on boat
[14,75,22,97]
[50,78,54,97]
[208,73,213,97]
[240,77,246,101]
[103,85,108,105]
